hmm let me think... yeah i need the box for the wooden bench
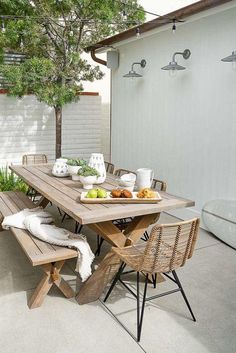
[0,191,77,309]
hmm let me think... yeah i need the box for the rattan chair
[105,161,115,174]
[114,168,136,177]
[103,218,200,342]
[152,178,167,192]
[22,154,48,201]
[22,154,48,165]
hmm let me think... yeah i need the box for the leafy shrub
[0,166,29,193]
[77,165,100,177]
[67,158,87,166]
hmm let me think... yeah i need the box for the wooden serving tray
[80,191,162,204]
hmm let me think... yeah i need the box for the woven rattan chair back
[115,218,200,274]
[104,161,115,174]
[114,168,136,177]
[152,178,167,192]
[141,218,200,273]
[22,154,48,165]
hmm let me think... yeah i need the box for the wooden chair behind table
[103,218,200,342]
[104,161,115,174]
[22,154,48,165]
[22,154,48,202]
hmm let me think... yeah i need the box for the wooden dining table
[10,163,194,304]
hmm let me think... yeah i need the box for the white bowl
[120,173,136,183]
[80,175,97,190]
[118,179,135,188]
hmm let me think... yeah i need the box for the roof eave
[86,0,233,52]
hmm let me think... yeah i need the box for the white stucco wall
[111,2,236,219]
[82,53,111,161]
[0,94,102,165]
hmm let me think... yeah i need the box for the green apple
[97,188,107,198]
[86,189,98,198]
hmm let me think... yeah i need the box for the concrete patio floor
[0,208,235,353]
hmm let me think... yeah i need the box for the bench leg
[0,212,3,231]
[28,261,74,309]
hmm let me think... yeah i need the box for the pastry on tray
[121,189,132,198]
[111,189,133,198]
[137,188,156,198]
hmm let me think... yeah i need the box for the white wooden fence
[0,92,104,165]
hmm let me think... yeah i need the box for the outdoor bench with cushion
[0,191,77,309]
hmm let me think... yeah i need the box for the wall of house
[111,2,236,219]
[0,93,102,165]
[82,53,111,162]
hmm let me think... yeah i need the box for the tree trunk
[54,106,62,159]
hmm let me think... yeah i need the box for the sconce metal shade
[123,70,143,78]
[161,61,186,71]
[161,49,191,71]
[221,50,236,62]
[123,59,146,78]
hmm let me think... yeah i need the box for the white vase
[52,158,69,177]
[80,176,97,190]
[88,153,106,184]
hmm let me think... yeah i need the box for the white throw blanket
[2,207,94,282]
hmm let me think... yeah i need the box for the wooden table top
[10,164,195,225]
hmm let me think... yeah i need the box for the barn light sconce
[161,49,191,76]
[221,50,236,70]
[123,59,146,78]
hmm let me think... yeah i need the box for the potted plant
[67,158,87,180]
[77,166,100,190]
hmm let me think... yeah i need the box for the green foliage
[67,158,87,166]
[0,0,145,157]
[0,0,145,108]
[0,166,28,193]
[78,165,100,177]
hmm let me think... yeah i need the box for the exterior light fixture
[172,19,176,34]
[161,49,191,76]
[221,50,236,70]
[123,59,146,78]
[136,27,141,38]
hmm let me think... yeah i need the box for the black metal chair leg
[141,230,149,242]
[104,262,126,303]
[75,222,78,233]
[61,212,67,223]
[77,224,83,233]
[137,272,140,341]
[137,274,149,342]
[32,189,37,202]
[95,235,104,256]
[152,273,157,289]
[172,270,196,322]
[75,223,83,234]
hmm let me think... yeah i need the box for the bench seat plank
[0,191,77,266]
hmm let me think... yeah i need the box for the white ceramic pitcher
[136,168,154,190]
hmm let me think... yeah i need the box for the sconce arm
[131,59,147,71]
[172,49,191,62]
[131,62,141,71]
